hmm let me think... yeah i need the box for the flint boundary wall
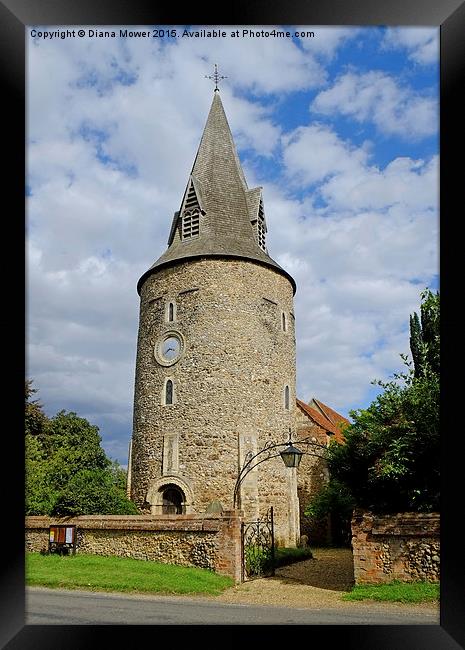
[26,511,242,583]
[351,510,440,584]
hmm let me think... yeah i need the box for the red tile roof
[296,399,338,435]
[297,398,349,443]
[312,398,350,428]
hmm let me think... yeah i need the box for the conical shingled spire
[137,92,295,294]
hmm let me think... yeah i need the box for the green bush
[274,546,313,567]
[244,545,274,576]
[25,381,139,516]
[306,290,440,516]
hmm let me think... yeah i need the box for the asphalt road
[26,587,440,626]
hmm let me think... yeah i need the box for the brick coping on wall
[26,511,241,532]
[352,510,440,536]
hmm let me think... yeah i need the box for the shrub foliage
[305,289,439,522]
[25,380,139,516]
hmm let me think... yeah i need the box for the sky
[26,25,439,466]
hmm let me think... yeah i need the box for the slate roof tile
[137,92,295,294]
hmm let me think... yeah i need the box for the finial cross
[205,63,227,91]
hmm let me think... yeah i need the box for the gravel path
[215,548,439,615]
[217,548,354,609]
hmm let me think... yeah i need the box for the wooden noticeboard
[48,525,76,554]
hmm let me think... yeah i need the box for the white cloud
[292,272,426,413]
[382,27,439,65]
[297,26,362,59]
[271,121,438,413]
[320,155,439,212]
[201,26,326,93]
[281,123,370,187]
[26,28,439,461]
[311,70,437,139]
[282,122,438,212]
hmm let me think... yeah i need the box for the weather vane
[205,63,227,91]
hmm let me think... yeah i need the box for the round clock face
[161,336,181,361]
[155,332,184,366]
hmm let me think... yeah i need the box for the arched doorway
[146,476,194,515]
[161,484,185,514]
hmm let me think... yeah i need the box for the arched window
[284,385,290,410]
[165,300,176,323]
[165,379,173,405]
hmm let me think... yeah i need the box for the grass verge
[342,580,439,603]
[26,552,234,596]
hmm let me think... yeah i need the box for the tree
[25,381,139,516]
[53,467,139,516]
[326,368,439,513]
[409,289,439,378]
[305,289,440,522]
[25,379,48,437]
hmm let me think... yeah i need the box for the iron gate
[241,506,275,581]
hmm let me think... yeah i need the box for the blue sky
[27,26,439,465]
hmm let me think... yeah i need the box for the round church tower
[129,91,299,545]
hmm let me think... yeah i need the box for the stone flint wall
[294,406,331,545]
[26,511,243,583]
[351,509,440,584]
[131,258,298,547]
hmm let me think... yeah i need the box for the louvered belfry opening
[255,198,267,252]
[182,182,201,240]
[137,90,297,297]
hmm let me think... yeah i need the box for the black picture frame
[2,0,463,647]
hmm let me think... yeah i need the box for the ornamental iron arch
[233,431,328,509]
